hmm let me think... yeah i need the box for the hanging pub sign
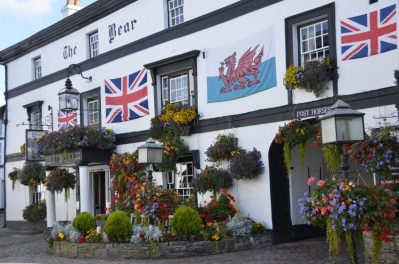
[295,106,331,119]
[25,129,46,161]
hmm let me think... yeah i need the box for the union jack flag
[58,111,78,129]
[340,4,397,61]
[105,68,149,123]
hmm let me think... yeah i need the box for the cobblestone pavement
[0,219,351,264]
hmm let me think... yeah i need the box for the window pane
[316,36,322,49]
[308,26,315,38]
[322,21,328,34]
[316,23,322,36]
[301,28,307,40]
[302,41,308,52]
[309,38,315,50]
[323,35,329,47]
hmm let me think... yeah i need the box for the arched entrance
[269,119,325,244]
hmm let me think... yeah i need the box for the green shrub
[72,212,96,236]
[103,211,132,242]
[170,206,202,240]
[23,201,46,222]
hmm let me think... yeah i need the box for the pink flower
[307,177,316,186]
[321,207,327,216]
[317,180,326,187]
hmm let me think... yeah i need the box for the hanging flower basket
[19,162,46,187]
[45,168,76,194]
[285,58,335,97]
[229,148,264,180]
[193,166,233,194]
[149,104,197,172]
[205,133,239,162]
[275,120,310,170]
[8,167,20,190]
[350,126,399,180]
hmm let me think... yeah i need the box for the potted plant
[299,177,399,264]
[285,58,335,97]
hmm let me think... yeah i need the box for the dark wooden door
[93,171,106,215]
[269,142,292,244]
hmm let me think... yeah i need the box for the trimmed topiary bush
[72,212,96,236]
[103,211,132,242]
[170,206,202,240]
[23,201,46,222]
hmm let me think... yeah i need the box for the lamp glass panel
[138,148,148,164]
[147,148,163,164]
[59,93,79,111]
[336,117,364,142]
[321,117,337,144]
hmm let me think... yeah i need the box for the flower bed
[49,234,271,259]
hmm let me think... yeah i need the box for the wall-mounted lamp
[320,100,365,178]
[58,64,92,112]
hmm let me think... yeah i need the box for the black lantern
[138,138,163,184]
[58,64,91,112]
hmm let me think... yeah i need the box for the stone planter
[363,220,399,264]
[49,234,271,259]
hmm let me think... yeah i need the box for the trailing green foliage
[170,206,202,240]
[103,211,132,242]
[326,218,341,262]
[72,212,96,236]
[23,201,46,222]
[322,144,341,172]
[8,167,20,190]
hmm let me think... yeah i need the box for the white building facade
[0,0,398,243]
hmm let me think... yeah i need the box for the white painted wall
[5,161,30,221]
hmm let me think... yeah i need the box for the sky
[0,0,97,106]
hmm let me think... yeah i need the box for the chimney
[61,0,82,18]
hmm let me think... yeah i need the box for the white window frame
[87,98,99,126]
[160,72,190,108]
[30,109,42,130]
[168,0,184,27]
[88,31,99,58]
[33,57,42,80]
[299,19,329,65]
[171,161,194,200]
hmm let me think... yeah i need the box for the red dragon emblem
[218,45,264,93]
